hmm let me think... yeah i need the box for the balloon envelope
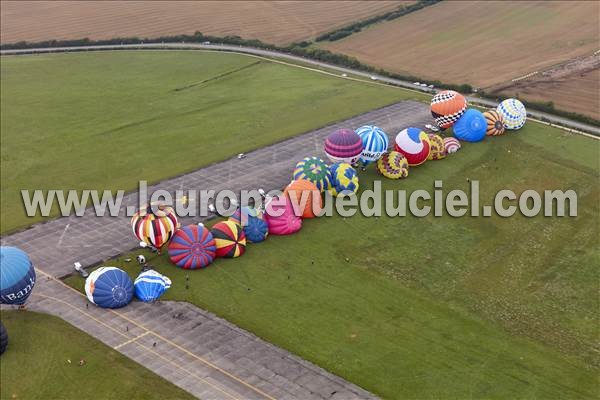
[134,270,171,302]
[293,157,331,193]
[168,225,216,269]
[131,204,178,250]
[376,151,409,179]
[85,267,133,309]
[356,125,389,165]
[329,163,359,197]
[443,137,461,154]
[483,110,506,136]
[427,134,446,160]
[0,246,36,305]
[453,109,487,142]
[324,129,363,164]
[394,128,431,166]
[243,215,269,243]
[284,179,322,218]
[211,221,247,258]
[497,98,526,130]
[431,90,467,129]
[265,198,302,235]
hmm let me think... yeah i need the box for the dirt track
[0,0,405,45]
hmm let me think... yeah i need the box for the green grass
[66,123,600,398]
[0,50,425,233]
[0,311,193,400]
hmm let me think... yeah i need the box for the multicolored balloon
[431,90,467,129]
[293,157,331,192]
[131,204,178,251]
[497,98,527,130]
[229,206,263,226]
[134,270,171,302]
[211,221,246,258]
[265,197,302,235]
[453,109,487,142]
[427,134,446,160]
[329,163,359,196]
[168,224,216,269]
[0,246,36,305]
[394,127,431,166]
[85,267,134,309]
[356,125,389,166]
[284,179,322,218]
[443,137,461,154]
[483,110,506,136]
[324,128,363,164]
[376,151,409,179]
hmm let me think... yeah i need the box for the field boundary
[2,43,599,137]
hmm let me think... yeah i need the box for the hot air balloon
[293,157,331,193]
[168,224,216,269]
[427,134,446,160]
[131,204,178,252]
[431,90,467,129]
[453,109,487,142]
[497,98,526,130]
[0,246,36,305]
[0,322,7,355]
[85,267,133,309]
[356,125,389,166]
[443,137,461,154]
[483,110,506,136]
[265,197,302,235]
[211,221,246,258]
[329,163,359,197]
[376,151,409,179]
[324,129,363,165]
[243,214,269,243]
[229,206,263,226]
[284,179,322,218]
[394,128,431,166]
[134,270,171,302]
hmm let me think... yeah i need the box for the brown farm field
[0,0,408,45]
[322,1,599,89]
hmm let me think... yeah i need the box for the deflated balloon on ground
[168,224,216,269]
[85,267,134,309]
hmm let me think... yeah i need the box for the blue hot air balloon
[243,215,269,243]
[134,270,171,302]
[356,125,389,166]
[0,247,36,305]
[453,109,487,142]
[85,267,133,309]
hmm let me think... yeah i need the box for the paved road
[2,42,598,136]
[2,101,433,399]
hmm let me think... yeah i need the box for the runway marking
[34,268,275,400]
[114,331,150,349]
[57,223,70,247]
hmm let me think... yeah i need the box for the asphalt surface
[2,42,598,136]
[1,101,434,399]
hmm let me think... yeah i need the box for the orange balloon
[284,179,323,218]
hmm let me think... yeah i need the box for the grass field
[0,50,425,233]
[321,1,598,89]
[67,122,600,399]
[0,0,408,45]
[0,311,193,400]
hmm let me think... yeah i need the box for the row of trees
[315,0,441,42]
